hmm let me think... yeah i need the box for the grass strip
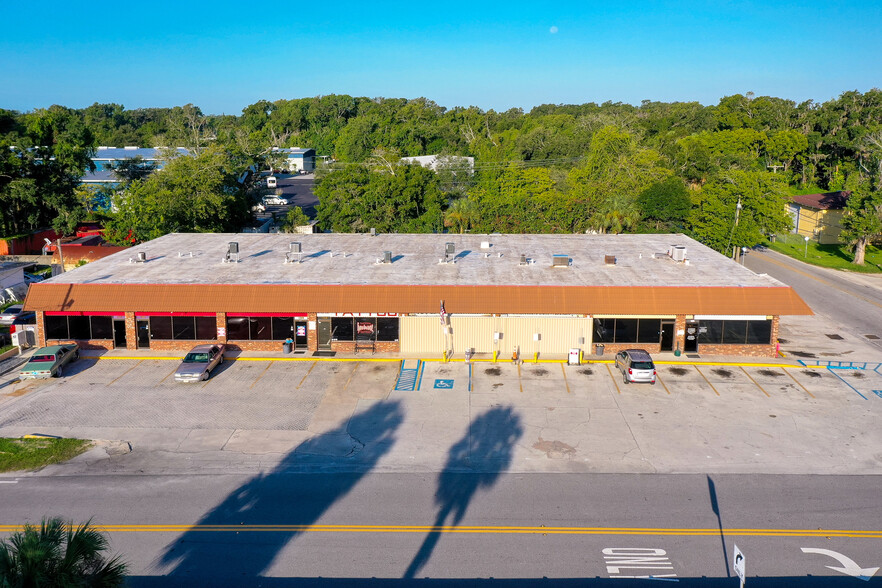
[0,437,92,472]
[766,239,882,273]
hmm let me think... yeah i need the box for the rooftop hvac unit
[137,251,146,263]
[671,246,687,262]
[520,253,528,266]
[552,254,569,267]
[289,242,301,253]
[604,255,616,265]
[228,242,239,254]
[383,251,392,264]
[445,242,455,255]
[480,241,490,249]
[370,228,376,236]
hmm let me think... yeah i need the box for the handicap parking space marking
[434,378,454,389]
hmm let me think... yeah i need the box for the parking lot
[1,352,881,475]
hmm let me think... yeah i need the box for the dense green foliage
[2,90,881,258]
[0,517,127,587]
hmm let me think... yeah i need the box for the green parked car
[19,344,80,379]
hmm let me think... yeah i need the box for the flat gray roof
[46,233,786,289]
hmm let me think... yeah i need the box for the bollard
[443,350,448,363]
[493,350,498,363]
[534,351,539,363]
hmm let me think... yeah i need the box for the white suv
[262,195,289,206]
[615,349,657,385]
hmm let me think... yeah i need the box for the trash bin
[568,348,581,366]
[594,343,604,356]
[283,338,293,354]
[464,348,473,363]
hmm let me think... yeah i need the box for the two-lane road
[1,472,879,586]
[744,248,882,351]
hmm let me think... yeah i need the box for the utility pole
[732,198,743,260]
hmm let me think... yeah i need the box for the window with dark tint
[376,318,399,341]
[614,319,639,343]
[172,316,195,340]
[45,316,69,340]
[746,320,772,344]
[593,318,614,343]
[68,316,91,340]
[226,317,249,340]
[722,321,748,344]
[149,316,173,340]
[249,317,272,340]
[195,317,216,340]
[90,316,113,339]
[331,317,354,341]
[637,319,661,343]
[698,320,724,344]
[272,317,294,340]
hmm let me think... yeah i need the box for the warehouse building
[23,233,812,358]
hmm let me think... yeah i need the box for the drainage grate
[865,334,880,340]
[825,334,844,340]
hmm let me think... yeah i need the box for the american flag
[440,300,447,325]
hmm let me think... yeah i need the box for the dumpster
[283,338,293,354]
[594,343,604,356]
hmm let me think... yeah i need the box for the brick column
[35,311,46,347]
[216,313,227,343]
[125,312,137,350]
[307,312,317,351]
[674,315,687,353]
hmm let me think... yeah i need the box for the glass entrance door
[113,319,127,349]
[317,319,331,350]
[295,321,308,349]
[684,320,698,353]
[660,320,675,351]
[137,320,150,349]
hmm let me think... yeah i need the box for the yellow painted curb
[21,434,62,439]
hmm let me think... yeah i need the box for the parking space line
[561,363,571,394]
[104,360,143,387]
[739,366,771,397]
[298,361,317,389]
[656,373,670,395]
[250,361,273,389]
[693,366,720,396]
[783,368,815,398]
[343,362,358,391]
[158,366,177,383]
[607,364,621,394]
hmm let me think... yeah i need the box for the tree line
[1,91,880,262]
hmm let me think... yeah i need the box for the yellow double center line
[1,524,878,538]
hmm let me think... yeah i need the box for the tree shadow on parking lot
[155,399,404,583]
[403,405,523,579]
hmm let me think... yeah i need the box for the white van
[266,176,277,188]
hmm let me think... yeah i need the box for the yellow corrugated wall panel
[400,316,447,354]
[450,316,495,354]
[498,316,591,356]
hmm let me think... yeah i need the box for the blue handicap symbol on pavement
[434,379,454,389]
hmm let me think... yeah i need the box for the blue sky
[2,0,880,115]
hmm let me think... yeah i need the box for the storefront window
[249,317,272,340]
[332,317,354,341]
[45,316,69,340]
[226,317,249,340]
[173,316,196,340]
[90,316,113,339]
[697,320,772,345]
[149,317,173,340]
[272,317,294,340]
[593,318,660,344]
[195,317,216,340]
[377,317,399,341]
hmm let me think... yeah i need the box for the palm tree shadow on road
[155,399,404,582]
[403,405,524,579]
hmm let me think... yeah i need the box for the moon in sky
[550,26,559,34]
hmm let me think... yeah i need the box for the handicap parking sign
[434,379,454,389]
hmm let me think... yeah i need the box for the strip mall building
[24,233,812,358]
